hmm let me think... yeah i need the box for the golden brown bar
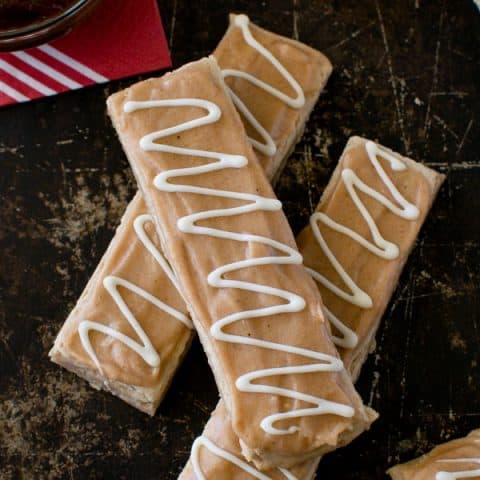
[297,136,445,381]
[107,57,373,468]
[180,401,321,480]
[214,14,332,182]
[49,14,332,416]
[388,429,480,480]
[49,193,193,415]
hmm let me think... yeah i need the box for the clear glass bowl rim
[0,0,90,39]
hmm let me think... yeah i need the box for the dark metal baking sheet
[1,1,479,478]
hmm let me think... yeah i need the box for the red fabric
[0,0,171,106]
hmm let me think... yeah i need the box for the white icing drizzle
[191,436,298,480]
[323,305,359,350]
[306,141,420,350]
[221,14,305,156]
[77,12,304,386]
[124,97,354,435]
[133,213,185,295]
[436,458,480,479]
[78,213,192,375]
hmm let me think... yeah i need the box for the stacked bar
[50,13,332,417]
[179,136,444,479]
[215,14,332,181]
[50,13,445,478]
[107,56,373,468]
[297,137,445,381]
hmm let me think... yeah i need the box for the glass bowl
[0,0,102,52]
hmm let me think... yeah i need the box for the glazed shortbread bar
[180,401,321,480]
[49,193,192,415]
[179,137,444,479]
[107,57,373,469]
[214,14,332,181]
[297,136,445,381]
[49,14,332,416]
[388,429,480,480]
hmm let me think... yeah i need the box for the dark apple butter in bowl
[0,0,101,51]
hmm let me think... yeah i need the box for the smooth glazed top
[214,14,332,179]
[107,57,370,457]
[297,137,439,378]
[54,193,192,388]
[180,402,319,480]
[388,429,480,480]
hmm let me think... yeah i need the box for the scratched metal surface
[0,0,479,478]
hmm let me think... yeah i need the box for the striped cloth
[0,0,171,106]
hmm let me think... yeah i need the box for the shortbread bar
[214,14,332,181]
[49,193,193,414]
[180,401,321,480]
[297,136,445,381]
[107,57,373,468]
[49,15,332,416]
[388,429,480,480]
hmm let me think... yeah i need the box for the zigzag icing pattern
[77,14,307,383]
[191,436,300,480]
[221,14,305,157]
[124,96,353,435]
[306,141,420,349]
[78,213,192,376]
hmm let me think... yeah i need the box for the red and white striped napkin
[0,0,171,107]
